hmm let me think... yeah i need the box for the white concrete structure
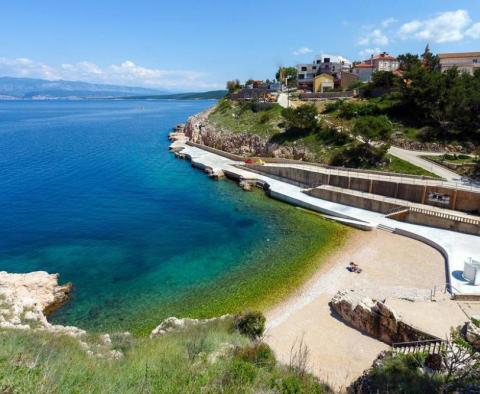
[297,53,352,90]
[174,143,480,297]
[464,258,480,285]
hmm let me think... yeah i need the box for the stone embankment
[391,136,475,153]
[182,108,314,160]
[329,289,437,345]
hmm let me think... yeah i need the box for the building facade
[438,52,480,75]
[353,52,399,82]
[297,54,352,91]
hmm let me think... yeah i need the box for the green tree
[421,44,440,71]
[276,66,297,87]
[397,53,421,71]
[226,79,241,94]
[281,105,319,131]
[353,115,393,142]
[371,71,401,88]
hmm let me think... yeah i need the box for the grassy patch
[209,100,283,138]
[0,322,332,393]
[382,155,440,178]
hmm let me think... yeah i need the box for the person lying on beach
[347,262,362,273]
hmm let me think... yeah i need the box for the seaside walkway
[177,144,480,298]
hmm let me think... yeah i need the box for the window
[324,57,330,63]
[312,66,317,70]
[473,59,478,64]
[301,66,307,71]
[298,74,305,80]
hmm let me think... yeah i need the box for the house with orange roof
[353,52,400,82]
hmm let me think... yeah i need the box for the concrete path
[389,146,462,182]
[177,144,480,297]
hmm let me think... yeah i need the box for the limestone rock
[329,289,437,344]
[183,108,314,161]
[150,315,230,338]
[464,321,480,350]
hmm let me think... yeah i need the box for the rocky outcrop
[329,290,437,345]
[183,109,315,161]
[150,315,230,338]
[391,136,475,153]
[464,320,480,350]
[0,271,83,335]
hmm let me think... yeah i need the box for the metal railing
[408,207,480,225]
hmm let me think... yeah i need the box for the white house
[353,52,399,82]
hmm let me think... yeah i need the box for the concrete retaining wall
[247,164,480,215]
[307,188,404,214]
[390,210,480,236]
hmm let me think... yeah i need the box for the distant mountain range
[126,90,227,100]
[0,77,224,100]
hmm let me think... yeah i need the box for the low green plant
[281,105,319,131]
[234,342,276,370]
[352,115,393,142]
[234,311,266,341]
[0,323,333,394]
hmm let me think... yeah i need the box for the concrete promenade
[177,144,480,297]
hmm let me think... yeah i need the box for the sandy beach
[265,228,449,391]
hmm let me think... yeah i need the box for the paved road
[388,146,463,182]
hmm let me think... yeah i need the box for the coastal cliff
[183,108,315,160]
[0,271,85,336]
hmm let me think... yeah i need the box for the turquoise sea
[0,99,342,334]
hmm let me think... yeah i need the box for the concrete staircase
[392,339,445,355]
[377,223,396,233]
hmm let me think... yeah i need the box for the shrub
[352,115,393,142]
[337,101,381,119]
[214,98,232,113]
[281,105,319,131]
[223,358,258,385]
[259,112,271,124]
[234,343,276,370]
[323,100,343,113]
[270,373,332,394]
[330,142,389,168]
[234,311,266,340]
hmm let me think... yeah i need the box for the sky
[1,0,480,91]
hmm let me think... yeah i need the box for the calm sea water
[0,100,330,333]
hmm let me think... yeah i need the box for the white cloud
[358,29,389,46]
[466,22,480,39]
[381,17,397,28]
[0,57,222,90]
[398,9,473,43]
[292,47,313,56]
[359,48,382,58]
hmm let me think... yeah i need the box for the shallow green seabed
[130,188,350,336]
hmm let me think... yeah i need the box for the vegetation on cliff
[0,317,332,394]
[208,99,437,177]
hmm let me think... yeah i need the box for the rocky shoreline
[182,108,315,160]
[0,271,82,335]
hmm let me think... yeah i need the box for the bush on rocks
[234,311,266,341]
